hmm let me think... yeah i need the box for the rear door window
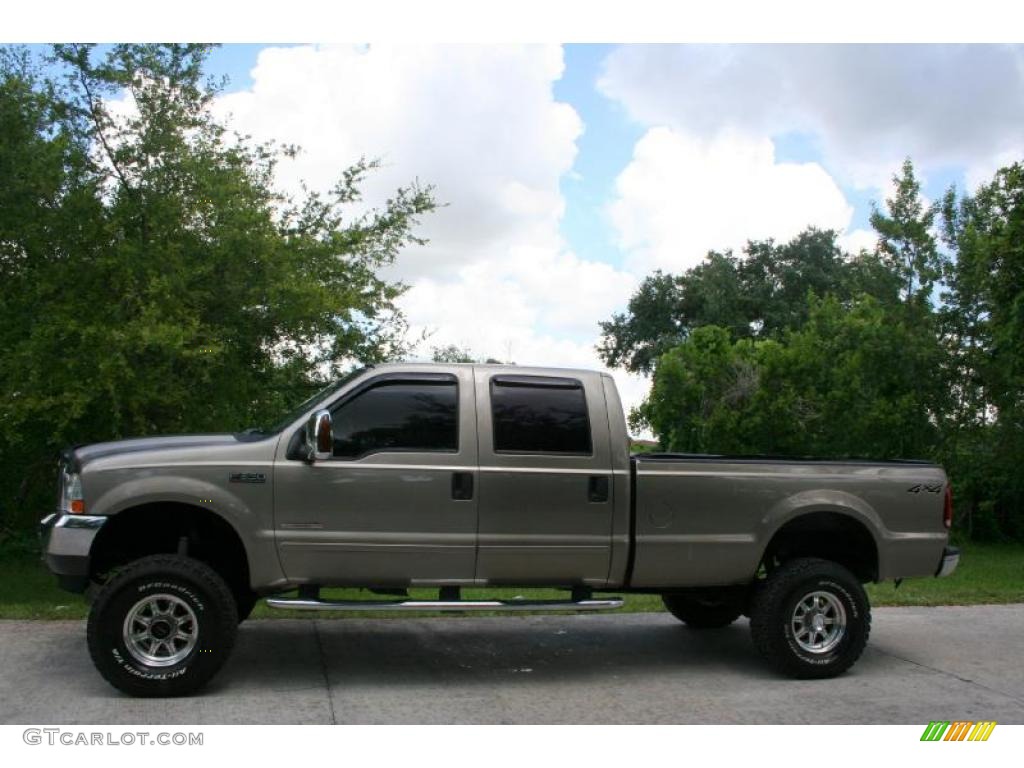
[490,376,592,455]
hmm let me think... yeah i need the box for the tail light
[943,485,953,530]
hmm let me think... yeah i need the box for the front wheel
[749,557,870,679]
[87,555,238,697]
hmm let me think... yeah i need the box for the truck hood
[69,434,244,469]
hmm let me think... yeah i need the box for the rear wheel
[749,557,870,679]
[662,593,742,628]
[87,554,238,697]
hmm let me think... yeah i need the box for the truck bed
[626,452,949,588]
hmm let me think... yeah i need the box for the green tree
[0,44,435,536]
[597,269,690,375]
[869,158,942,305]
[981,164,1024,539]
[767,296,944,459]
[946,163,1024,539]
[431,344,476,363]
[937,182,995,536]
[598,228,899,375]
[641,297,945,461]
[635,325,760,452]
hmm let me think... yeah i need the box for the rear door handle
[588,475,609,503]
[452,471,474,500]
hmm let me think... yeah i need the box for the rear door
[473,371,615,587]
[273,368,478,586]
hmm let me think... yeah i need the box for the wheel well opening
[762,511,878,583]
[89,503,250,595]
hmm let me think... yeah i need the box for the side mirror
[304,409,333,462]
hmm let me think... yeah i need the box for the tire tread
[87,554,238,697]
[749,557,871,679]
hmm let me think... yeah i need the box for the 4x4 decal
[907,483,943,494]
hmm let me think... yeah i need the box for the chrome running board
[265,597,624,612]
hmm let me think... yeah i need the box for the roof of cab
[367,361,609,379]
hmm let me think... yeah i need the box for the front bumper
[935,545,960,578]
[39,513,107,592]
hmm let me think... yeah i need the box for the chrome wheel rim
[123,593,199,667]
[790,590,846,654]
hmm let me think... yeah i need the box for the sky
[103,44,1024,422]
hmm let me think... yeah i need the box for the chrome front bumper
[39,513,107,592]
[935,545,960,578]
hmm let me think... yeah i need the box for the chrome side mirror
[304,409,333,462]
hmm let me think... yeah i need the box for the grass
[1,542,1020,620]
[866,542,1024,607]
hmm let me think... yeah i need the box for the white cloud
[599,44,1024,191]
[215,44,581,278]
[210,44,646,417]
[403,246,635,358]
[838,228,878,255]
[965,146,1024,192]
[609,128,854,273]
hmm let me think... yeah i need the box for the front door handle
[452,471,474,500]
[588,475,609,503]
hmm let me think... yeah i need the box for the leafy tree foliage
[0,45,435,536]
[870,159,943,305]
[937,164,1024,539]
[431,344,477,363]
[598,228,900,374]
[428,344,511,364]
[638,297,944,460]
[635,325,760,452]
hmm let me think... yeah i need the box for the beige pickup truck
[40,363,959,696]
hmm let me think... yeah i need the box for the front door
[273,368,479,586]
[473,371,615,587]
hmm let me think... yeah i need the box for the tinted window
[490,376,592,454]
[331,379,458,458]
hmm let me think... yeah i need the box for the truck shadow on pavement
[210,615,774,693]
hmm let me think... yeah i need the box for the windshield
[248,367,368,436]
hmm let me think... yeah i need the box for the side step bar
[265,597,624,612]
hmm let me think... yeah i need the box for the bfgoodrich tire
[749,557,871,679]
[87,555,238,697]
[662,594,742,628]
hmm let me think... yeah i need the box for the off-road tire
[749,557,871,679]
[662,594,742,628]
[87,555,238,697]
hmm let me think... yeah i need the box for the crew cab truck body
[40,363,959,696]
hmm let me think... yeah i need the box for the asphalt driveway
[1,605,1022,724]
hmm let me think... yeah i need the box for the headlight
[60,468,85,515]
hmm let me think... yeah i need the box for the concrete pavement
[1,605,1022,724]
